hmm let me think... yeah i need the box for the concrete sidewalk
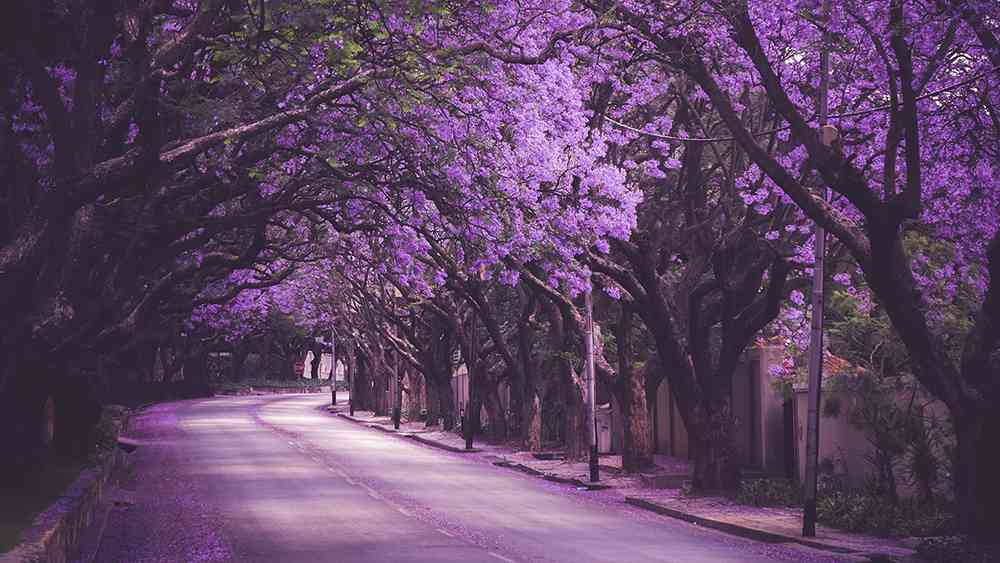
[334,409,488,453]
[329,404,917,560]
[332,407,689,490]
[624,490,917,560]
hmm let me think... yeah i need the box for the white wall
[300,352,345,380]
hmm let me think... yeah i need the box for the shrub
[735,478,800,507]
[916,536,1000,563]
[815,474,954,537]
[211,378,327,393]
[92,404,128,451]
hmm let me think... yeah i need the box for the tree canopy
[2,0,998,539]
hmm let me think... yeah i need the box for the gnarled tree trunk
[616,308,654,471]
[954,407,1000,539]
[522,390,542,451]
[690,378,739,491]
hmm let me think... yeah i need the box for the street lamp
[330,327,337,407]
[464,312,478,450]
[803,0,836,537]
[391,289,403,430]
[349,331,357,417]
[393,351,402,430]
[585,282,599,483]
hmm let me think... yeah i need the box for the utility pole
[349,336,356,417]
[391,292,403,430]
[393,333,402,430]
[803,0,836,537]
[585,284,599,482]
[465,313,477,451]
[330,328,337,407]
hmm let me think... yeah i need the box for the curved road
[96,394,852,562]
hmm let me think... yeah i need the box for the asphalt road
[95,394,853,562]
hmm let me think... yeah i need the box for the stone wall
[0,410,130,563]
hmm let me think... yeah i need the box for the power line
[605,65,1000,143]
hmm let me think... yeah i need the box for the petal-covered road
[96,395,854,562]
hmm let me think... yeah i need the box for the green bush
[211,378,328,393]
[815,474,954,537]
[916,536,1000,563]
[93,404,128,451]
[735,478,800,507]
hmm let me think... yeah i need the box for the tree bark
[522,390,542,451]
[309,339,323,380]
[345,339,357,415]
[52,365,101,459]
[616,307,654,471]
[563,375,588,460]
[437,377,455,431]
[954,408,1000,539]
[484,380,508,443]
[690,380,740,491]
[231,344,249,382]
[355,350,372,412]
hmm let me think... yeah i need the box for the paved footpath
[96,394,861,562]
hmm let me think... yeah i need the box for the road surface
[95,394,853,562]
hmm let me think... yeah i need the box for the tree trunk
[425,376,440,427]
[376,373,389,416]
[522,390,542,451]
[485,382,508,443]
[355,352,372,411]
[620,382,654,471]
[345,339,357,415]
[690,389,740,491]
[52,365,101,459]
[259,335,273,380]
[467,372,482,437]
[564,376,588,460]
[309,343,322,380]
[437,377,455,430]
[507,372,524,440]
[231,345,249,382]
[370,350,388,416]
[616,308,654,471]
[404,370,423,419]
[135,342,158,384]
[0,346,53,482]
[954,408,1000,540]
[160,345,180,383]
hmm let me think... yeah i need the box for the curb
[335,413,481,453]
[624,497,861,554]
[215,386,329,396]
[405,433,481,453]
[336,411,608,489]
[493,461,611,491]
[493,460,543,476]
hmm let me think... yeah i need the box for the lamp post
[465,312,477,450]
[585,283,599,483]
[349,334,356,417]
[390,290,403,430]
[330,328,337,407]
[393,343,402,430]
[803,0,836,537]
